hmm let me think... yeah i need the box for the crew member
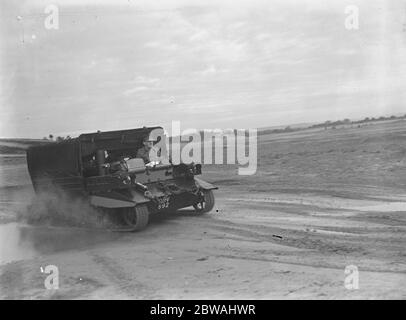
[136,135,159,164]
[136,135,169,166]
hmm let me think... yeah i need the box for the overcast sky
[0,0,405,138]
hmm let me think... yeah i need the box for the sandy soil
[0,120,405,299]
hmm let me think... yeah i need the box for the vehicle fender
[90,195,135,208]
[131,190,151,205]
[90,190,149,208]
[194,177,218,191]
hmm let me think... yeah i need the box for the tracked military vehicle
[26,127,217,231]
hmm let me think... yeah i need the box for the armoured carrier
[26,127,217,231]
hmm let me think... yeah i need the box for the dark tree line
[43,134,71,142]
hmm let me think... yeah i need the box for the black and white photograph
[0,0,405,303]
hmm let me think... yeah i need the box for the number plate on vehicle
[157,195,170,209]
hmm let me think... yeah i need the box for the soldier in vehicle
[82,154,98,177]
[105,150,127,173]
[136,135,158,164]
[136,135,169,166]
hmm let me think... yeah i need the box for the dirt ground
[0,120,405,299]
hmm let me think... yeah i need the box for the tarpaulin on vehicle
[26,140,81,179]
[79,127,164,158]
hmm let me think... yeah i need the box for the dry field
[0,120,405,299]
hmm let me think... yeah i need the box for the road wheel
[193,190,215,214]
[122,205,149,231]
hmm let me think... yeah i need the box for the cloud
[199,65,228,76]
[133,76,161,85]
[144,41,160,48]
[189,30,209,41]
[200,65,217,75]
[1,0,405,138]
[122,76,161,96]
[122,86,149,96]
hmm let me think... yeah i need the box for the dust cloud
[16,188,104,228]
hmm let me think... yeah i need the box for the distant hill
[258,122,316,131]
[0,139,51,155]
[309,114,406,130]
[1,113,405,151]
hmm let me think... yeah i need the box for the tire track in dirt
[0,262,25,299]
[90,253,154,298]
[185,213,406,273]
